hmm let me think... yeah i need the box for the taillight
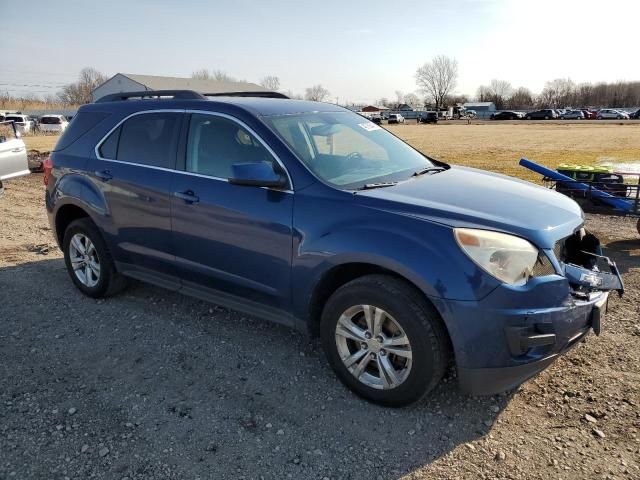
[43,157,53,186]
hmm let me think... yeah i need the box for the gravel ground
[1,173,638,480]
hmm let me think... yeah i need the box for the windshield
[264,111,433,189]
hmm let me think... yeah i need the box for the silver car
[0,121,29,197]
[597,109,630,120]
[560,110,585,119]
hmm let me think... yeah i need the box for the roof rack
[95,90,206,103]
[204,91,289,99]
[95,89,289,103]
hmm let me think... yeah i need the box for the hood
[355,166,583,248]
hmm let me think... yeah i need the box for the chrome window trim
[94,108,294,192]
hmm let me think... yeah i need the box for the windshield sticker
[358,122,381,132]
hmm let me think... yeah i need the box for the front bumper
[433,273,613,396]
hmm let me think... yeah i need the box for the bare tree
[191,69,210,80]
[415,55,458,110]
[394,90,405,106]
[305,84,330,102]
[260,76,281,91]
[476,85,490,102]
[507,87,534,109]
[486,79,512,109]
[57,67,107,105]
[403,93,421,110]
[191,69,236,82]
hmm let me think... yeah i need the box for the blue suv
[45,90,623,406]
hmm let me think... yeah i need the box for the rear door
[0,121,29,181]
[170,112,294,310]
[88,110,183,281]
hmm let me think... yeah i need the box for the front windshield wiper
[357,182,398,190]
[412,166,446,177]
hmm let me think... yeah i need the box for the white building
[91,73,275,102]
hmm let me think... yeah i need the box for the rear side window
[54,111,111,151]
[100,112,181,169]
[98,112,182,168]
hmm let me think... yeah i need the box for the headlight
[454,228,539,286]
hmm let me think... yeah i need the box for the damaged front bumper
[435,229,623,396]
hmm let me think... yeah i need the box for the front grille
[532,253,557,277]
[554,237,568,263]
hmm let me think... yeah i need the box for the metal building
[91,73,274,102]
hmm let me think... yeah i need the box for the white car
[597,109,630,120]
[0,121,29,197]
[4,114,35,134]
[560,110,585,119]
[39,114,69,133]
[388,113,405,124]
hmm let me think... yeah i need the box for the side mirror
[228,162,288,189]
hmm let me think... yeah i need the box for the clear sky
[3,0,639,104]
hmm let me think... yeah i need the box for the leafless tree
[57,67,107,105]
[191,69,236,82]
[538,78,576,108]
[260,76,281,91]
[305,84,330,102]
[394,90,405,106]
[475,85,490,102]
[403,93,422,110]
[486,79,512,109]
[415,55,458,110]
[507,87,534,109]
[283,90,303,100]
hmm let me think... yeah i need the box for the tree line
[3,64,638,110]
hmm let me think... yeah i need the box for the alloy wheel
[68,233,101,287]
[334,305,412,390]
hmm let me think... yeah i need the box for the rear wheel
[320,275,449,407]
[63,218,127,298]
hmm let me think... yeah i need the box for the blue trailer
[519,158,640,235]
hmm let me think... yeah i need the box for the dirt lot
[1,125,639,479]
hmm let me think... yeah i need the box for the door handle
[11,147,24,153]
[173,190,199,204]
[94,170,113,182]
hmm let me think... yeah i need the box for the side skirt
[115,262,303,332]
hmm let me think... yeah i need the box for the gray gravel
[1,175,638,479]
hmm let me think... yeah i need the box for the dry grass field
[387,122,640,181]
[25,122,640,182]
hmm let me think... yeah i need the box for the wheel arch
[306,262,454,355]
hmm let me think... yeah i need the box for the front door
[171,112,293,310]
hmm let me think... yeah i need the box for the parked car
[418,111,438,124]
[525,109,558,120]
[387,113,405,124]
[39,114,69,133]
[490,111,523,120]
[597,109,630,120]
[4,114,35,134]
[630,109,640,120]
[560,110,585,120]
[370,113,382,125]
[45,91,620,406]
[0,120,29,197]
[580,109,598,119]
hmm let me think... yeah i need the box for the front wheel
[320,275,449,407]
[63,218,127,298]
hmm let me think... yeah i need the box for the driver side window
[186,114,276,179]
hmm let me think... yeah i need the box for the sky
[3,0,639,104]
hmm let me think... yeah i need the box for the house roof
[98,73,271,95]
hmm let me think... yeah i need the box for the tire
[320,274,449,407]
[0,180,4,199]
[62,218,127,298]
[544,115,550,120]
